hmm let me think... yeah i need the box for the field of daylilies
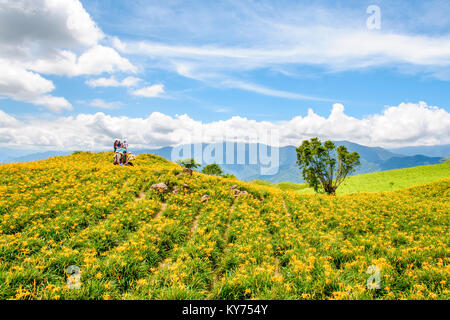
[0,152,448,300]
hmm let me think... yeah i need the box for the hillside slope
[0,152,448,300]
[254,163,450,194]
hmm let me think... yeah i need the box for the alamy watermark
[66,265,81,289]
[367,5,381,30]
[366,265,382,290]
[170,129,280,176]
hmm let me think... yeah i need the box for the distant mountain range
[111,141,446,183]
[0,150,73,163]
[388,144,450,158]
[1,141,446,183]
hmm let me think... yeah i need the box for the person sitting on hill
[116,146,126,154]
[115,146,127,164]
[113,151,122,165]
[114,150,135,166]
[126,153,135,166]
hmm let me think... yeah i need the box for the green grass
[253,163,450,195]
[251,180,309,192]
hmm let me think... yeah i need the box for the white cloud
[0,102,448,150]
[88,99,121,110]
[0,0,136,111]
[0,0,103,51]
[28,45,136,76]
[86,76,121,88]
[121,76,142,87]
[0,109,19,127]
[131,84,165,98]
[86,76,141,88]
[0,60,72,112]
[30,95,72,113]
[111,36,127,52]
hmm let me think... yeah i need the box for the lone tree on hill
[296,138,360,195]
[201,163,224,176]
[176,158,201,170]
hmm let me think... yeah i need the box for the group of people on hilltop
[113,140,134,166]
[114,139,128,152]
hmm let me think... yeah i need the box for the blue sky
[0,0,449,150]
[83,0,450,121]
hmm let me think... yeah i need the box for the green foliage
[296,138,360,195]
[200,164,236,179]
[175,158,201,169]
[251,180,309,192]
[201,163,224,176]
[72,151,91,155]
[221,174,236,179]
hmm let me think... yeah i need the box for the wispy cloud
[86,76,141,88]
[222,80,335,102]
[88,99,122,109]
[112,0,450,82]
[117,31,450,75]
[131,84,165,98]
[214,107,231,113]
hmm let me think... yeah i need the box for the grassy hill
[0,152,448,300]
[253,163,450,194]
